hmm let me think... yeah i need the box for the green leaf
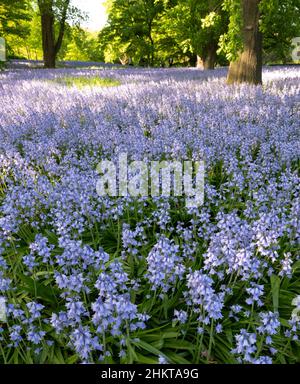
[66,354,79,364]
[134,340,163,357]
[126,339,138,363]
[166,351,190,364]
[292,260,300,272]
[53,348,66,364]
[164,340,194,351]
[135,352,158,364]
[270,274,281,312]
[18,275,59,305]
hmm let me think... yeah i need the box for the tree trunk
[201,43,217,70]
[189,55,197,67]
[148,27,154,67]
[227,0,262,85]
[38,0,70,69]
[54,0,70,56]
[40,11,56,68]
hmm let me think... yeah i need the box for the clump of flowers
[146,236,184,294]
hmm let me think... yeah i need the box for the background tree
[0,0,32,58]
[260,0,300,64]
[221,0,300,84]
[37,0,69,68]
[100,0,165,66]
[2,0,299,71]
[37,0,83,68]
[23,10,43,60]
[101,0,229,68]
[166,0,228,70]
[63,27,103,62]
[226,0,262,84]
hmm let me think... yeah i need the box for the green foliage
[260,0,300,64]
[166,0,228,59]
[20,10,43,60]
[60,28,104,62]
[101,0,300,66]
[1,0,299,65]
[218,0,300,63]
[0,0,32,58]
[0,0,32,37]
[37,0,84,24]
[0,3,103,62]
[100,0,229,67]
[218,0,242,61]
[100,0,166,66]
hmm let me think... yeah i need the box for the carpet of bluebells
[0,65,300,364]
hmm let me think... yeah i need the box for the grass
[51,76,121,88]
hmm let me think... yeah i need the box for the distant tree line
[0,0,299,84]
[101,0,300,84]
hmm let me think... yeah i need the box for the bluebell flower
[22,254,38,271]
[231,329,257,362]
[26,302,44,320]
[70,326,102,360]
[257,311,280,335]
[146,236,184,293]
[186,270,224,320]
[27,326,46,345]
[66,300,88,323]
[9,325,23,346]
[173,310,188,324]
[246,283,264,307]
[251,356,272,364]
[158,355,169,364]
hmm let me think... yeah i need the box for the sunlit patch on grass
[51,76,121,88]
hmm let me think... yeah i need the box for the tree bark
[40,11,56,68]
[148,20,154,67]
[54,0,70,56]
[201,43,217,70]
[227,0,263,85]
[38,0,70,69]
